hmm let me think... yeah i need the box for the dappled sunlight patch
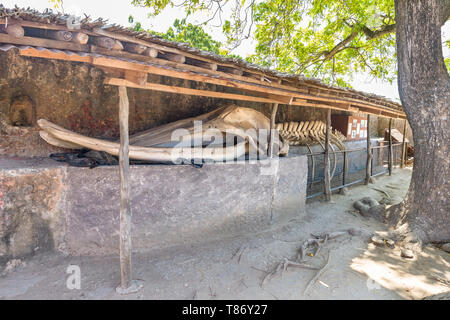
[351,240,449,299]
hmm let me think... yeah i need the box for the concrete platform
[0,156,307,259]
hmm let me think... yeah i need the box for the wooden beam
[43,30,74,42]
[1,24,25,38]
[401,119,407,168]
[185,57,217,71]
[125,70,147,86]
[157,51,186,64]
[217,65,244,76]
[93,56,404,117]
[19,46,93,63]
[268,103,279,158]
[144,47,159,58]
[0,33,89,51]
[388,118,393,176]
[16,47,405,119]
[89,36,123,50]
[105,77,291,105]
[92,27,264,76]
[118,86,132,291]
[365,115,373,184]
[90,46,234,78]
[324,109,332,201]
[72,32,89,45]
[0,18,403,113]
[123,42,147,55]
[0,18,98,36]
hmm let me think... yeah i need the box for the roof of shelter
[0,6,405,119]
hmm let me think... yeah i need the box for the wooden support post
[324,109,331,201]
[116,86,142,295]
[118,85,131,289]
[388,118,393,175]
[365,115,372,184]
[401,120,407,168]
[268,103,279,158]
[342,151,347,186]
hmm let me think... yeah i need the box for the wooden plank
[44,30,73,42]
[324,109,332,201]
[90,47,250,80]
[91,54,403,116]
[123,42,147,55]
[19,46,93,63]
[0,33,89,51]
[401,120,407,168]
[144,47,158,58]
[73,32,89,45]
[268,103,279,158]
[185,57,217,71]
[118,86,132,290]
[158,51,186,64]
[125,70,147,86]
[365,115,373,184]
[217,65,244,76]
[89,36,123,50]
[1,19,403,114]
[1,24,25,38]
[0,18,98,36]
[17,47,405,118]
[388,118,393,175]
[307,82,402,113]
[92,27,265,76]
[105,77,291,104]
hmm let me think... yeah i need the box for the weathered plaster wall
[0,156,307,258]
[0,159,66,263]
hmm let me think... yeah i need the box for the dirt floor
[0,167,448,300]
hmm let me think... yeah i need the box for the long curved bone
[38,119,247,163]
[38,105,289,163]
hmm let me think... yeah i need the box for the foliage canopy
[51,0,449,87]
[131,0,402,87]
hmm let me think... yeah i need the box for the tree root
[261,259,318,287]
[260,230,351,287]
[304,250,331,296]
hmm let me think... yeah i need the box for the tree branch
[361,23,396,39]
[321,30,359,61]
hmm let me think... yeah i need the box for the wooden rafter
[15,44,406,119]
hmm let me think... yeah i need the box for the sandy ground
[0,167,448,300]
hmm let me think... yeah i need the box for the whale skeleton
[38,105,289,163]
[276,121,347,180]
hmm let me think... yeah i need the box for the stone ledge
[0,156,307,258]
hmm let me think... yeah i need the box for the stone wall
[0,156,307,259]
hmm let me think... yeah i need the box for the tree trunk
[392,0,450,242]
